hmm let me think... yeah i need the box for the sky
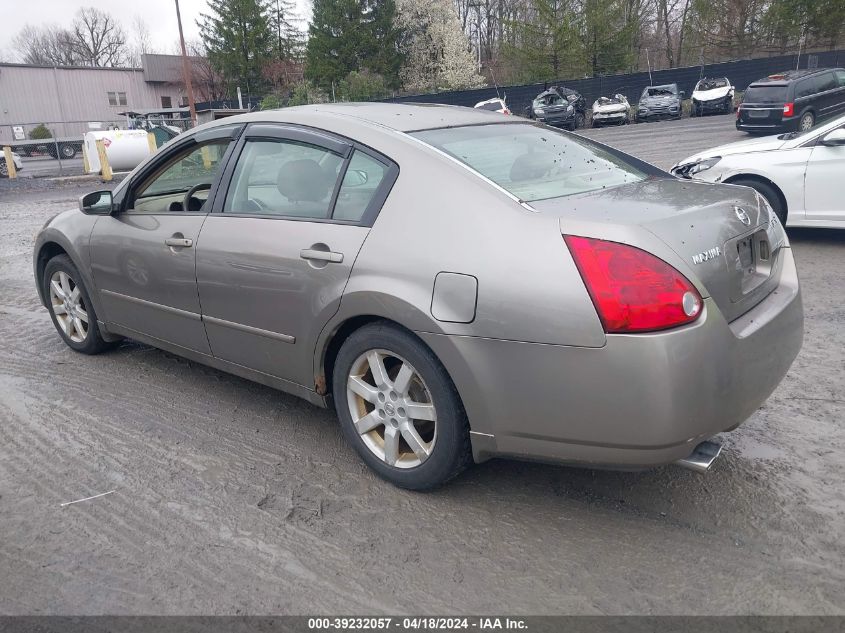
[0,0,312,61]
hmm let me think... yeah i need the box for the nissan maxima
[33,103,803,489]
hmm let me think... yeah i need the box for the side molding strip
[203,314,296,344]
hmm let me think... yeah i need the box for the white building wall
[0,64,185,143]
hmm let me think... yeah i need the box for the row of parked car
[474,67,845,135]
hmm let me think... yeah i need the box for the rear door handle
[300,248,343,263]
[165,237,193,248]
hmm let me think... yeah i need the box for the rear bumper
[736,115,797,132]
[420,248,803,470]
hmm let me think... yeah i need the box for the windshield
[411,123,647,202]
[643,86,676,98]
[533,94,563,107]
[697,78,728,90]
[743,85,788,104]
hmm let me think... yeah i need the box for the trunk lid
[534,178,787,323]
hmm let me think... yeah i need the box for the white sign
[12,126,25,141]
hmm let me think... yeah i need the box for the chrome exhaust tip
[675,440,722,473]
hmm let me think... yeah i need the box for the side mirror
[822,128,845,146]
[79,190,114,215]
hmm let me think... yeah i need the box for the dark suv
[737,68,845,133]
[527,86,587,130]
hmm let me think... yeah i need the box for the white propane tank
[84,130,151,174]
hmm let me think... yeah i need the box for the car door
[89,125,240,353]
[804,122,845,222]
[196,123,398,387]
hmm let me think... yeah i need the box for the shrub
[29,124,53,140]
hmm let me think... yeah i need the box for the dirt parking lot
[1,115,843,615]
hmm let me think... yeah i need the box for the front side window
[224,139,344,219]
[836,70,845,87]
[412,123,647,202]
[130,141,229,213]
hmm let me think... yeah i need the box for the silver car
[33,104,803,489]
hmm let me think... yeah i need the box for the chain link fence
[2,114,195,179]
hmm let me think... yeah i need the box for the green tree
[503,0,582,82]
[338,70,390,101]
[305,0,403,92]
[198,0,273,96]
[581,0,636,75]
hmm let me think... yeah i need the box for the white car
[591,94,630,126]
[671,113,845,228]
[473,97,511,115]
[691,77,735,116]
[0,150,23,177]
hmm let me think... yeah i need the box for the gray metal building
[0,54,191,144]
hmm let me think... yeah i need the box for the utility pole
[175,0,197,126]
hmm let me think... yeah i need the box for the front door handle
[300,248,343,263]
[165,237,193,248]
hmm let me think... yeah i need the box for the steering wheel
[183,182,212,211]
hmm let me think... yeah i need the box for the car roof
[750,68,842,86]
[192,102,515,135]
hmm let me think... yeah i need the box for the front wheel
[59,144,77,159]
[43,255,116,354]
[332,323,471,490]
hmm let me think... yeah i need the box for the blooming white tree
[396,0,486,93]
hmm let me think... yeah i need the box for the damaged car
[529,86,586,130]
[591,94,630,127]
[691,77,735,116]
[671,112,845,228]
[636,83,684,122]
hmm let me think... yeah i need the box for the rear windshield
[411,123,647,202]
[476,101,503,111]
[743,85,788,103]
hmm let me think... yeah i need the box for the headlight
[567,104,574,112]
[687,156,721,176]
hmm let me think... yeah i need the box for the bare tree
[13,24,81,66]
[128,15,155,65]
[71,7,130,67]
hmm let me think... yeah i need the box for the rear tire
[59,144,76,159]
[332,322,472,490]
[43,255,116,355]
[730,178,786,225]
[799,111,815,131]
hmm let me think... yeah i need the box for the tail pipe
[675,440,722,473]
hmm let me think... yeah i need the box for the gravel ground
[0,116,843,615]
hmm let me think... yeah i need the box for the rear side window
[743,85,788,103]
[412,123,646,202]
[333,150,388,222]
[224,139,344,219]
[815,72,837,92]
[837,70,845,87]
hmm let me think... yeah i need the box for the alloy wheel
[346,349,437,469]
[49,270,89,343]
[800,113,814,131]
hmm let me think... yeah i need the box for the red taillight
[564,235,703,333]
[736,105,741,119]
[783,102,794,117]
[503,108,511,115]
